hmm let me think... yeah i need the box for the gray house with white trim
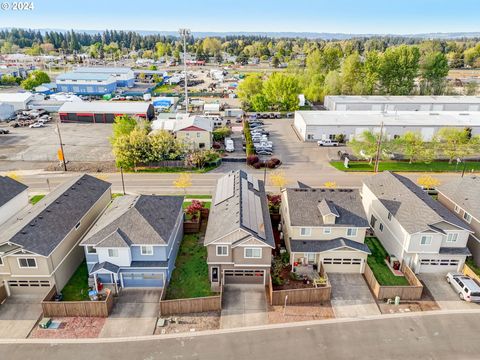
[80,195,184,289]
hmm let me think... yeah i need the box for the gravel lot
[155,312,220,335]
[29,317,106,339]
[268,302,334,324]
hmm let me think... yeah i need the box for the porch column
[94,273,98,292]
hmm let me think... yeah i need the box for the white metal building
[324,95,480,112]
[294,111,480,141]
[0,92,35,111]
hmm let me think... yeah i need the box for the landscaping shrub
[266,159,276,168]
[246,154,260,165]
[271,256,284,286]
[268,194,281,213]
[212,142,221,150]
[280,251,290,265]
[253,162,262,169]
[185,200,205,220]
[270,158,281,166]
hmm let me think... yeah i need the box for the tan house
[281,188,371,273]
[437,176,480,266]
[0,174,111,296]
[362,172,473,274]
[204,170,274,291]
[174,115,213,150]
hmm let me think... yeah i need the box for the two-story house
[437,176,480,266]
[0,175,28,226]
[362,171,473,274]
[205,170,274,290]
[174,115,213,150]
[0,174,111,295]
[80,195,184,289]
[281,188,371,273]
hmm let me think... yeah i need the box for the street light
[179,28,191,114]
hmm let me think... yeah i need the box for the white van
[446,272,480,302]
[225,139,235,152]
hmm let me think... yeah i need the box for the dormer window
[463,212,472,224]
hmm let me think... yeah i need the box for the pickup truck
[317,139,339,147]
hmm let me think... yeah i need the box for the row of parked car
[245,117,273,155]
[9,109,52,128]
[249,112,293,120]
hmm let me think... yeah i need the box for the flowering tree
[185,200,205,220]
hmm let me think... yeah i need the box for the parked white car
[446,272,480,302]
[29,122,45,128]
[317,139,339,147]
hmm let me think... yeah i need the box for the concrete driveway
[220,284,267,329]
[99,288,161,338]
[329,273,381,318]
[419,273,480,310]
[0,294,43,338]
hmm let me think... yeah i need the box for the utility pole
[179,28,191,114]
[55,119,68,172]
[373,121,384,173]
[120,167,126,195]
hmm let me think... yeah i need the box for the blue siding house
[56,72,117,95]
[80,195,184,288]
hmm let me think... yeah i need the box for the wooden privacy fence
[41,286,114,317]
[463,264,480,284]
[267,277,332,306]
[159,286,222,316]
[0,284,7,304]
[363,263,423,301]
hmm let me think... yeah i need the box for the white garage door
[322,258,363,273]
[8,279,51,294]
[224,269,265,284]
[418,258,460,273]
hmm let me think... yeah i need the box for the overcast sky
[1,0,479,34]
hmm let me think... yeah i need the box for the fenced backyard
[159,286,222,316]
[41,286,114,317]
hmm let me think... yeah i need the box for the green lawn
[330,161,480,173]
[30,195,45,204]
[112,193,125,199]
[365,237,409,286]
[466,258,480,277]
[185,195,212,199]
[61,261,91,301]
[133,164,218,174]
[165,234,216,300]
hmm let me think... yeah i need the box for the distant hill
[2,28,480,40]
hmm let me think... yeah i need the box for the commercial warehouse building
[58,101,155,123]
[0,92,35,111]
[324,95,480,112]
[55,67,135,95]
[294,111,480,142]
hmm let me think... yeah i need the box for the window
[323,227,332,234]
[463,212,472,224]
[447,233,458,243]
[216,245,228,256]
[420,235,432,245]
[108,249,119,257]
[86,246,96,254]
[454,205,460,213]
[306,253,316,264]
[196,132,200,138]
[370,215,377,228]
[244,248,262,259]
[141,246,154,255]
[300,227,312,236]
[18,258,36,268]
[387,212,392,220]
[379,223,384,232]
[75,221,81,229]
[346,228,357,237]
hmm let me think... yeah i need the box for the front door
[211,267,219,283]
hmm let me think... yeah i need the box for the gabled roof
[437,176,480,221]
[204,170,274,248]
[290,238,371,254]
[81,195,184,247]
[284,188,369,227]
[0,174,111,256]
[90,261,120,274]
[0,176,27,208]
[174,115,213,132]
[363,171,471,234]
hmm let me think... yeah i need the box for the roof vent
[21,231,27,235]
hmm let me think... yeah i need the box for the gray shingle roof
[439,247,472,256]
[204,170,274,248]
[290,238,371,254]
[318,199,339,217]
[81,195,184,247]
[91,261,120,274]
[285,188,369,227]
[437,176,480,221]
[0,176,27,207]
[2,174,111,256]
[363,171,471,234]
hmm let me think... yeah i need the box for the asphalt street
[1,312,480,360]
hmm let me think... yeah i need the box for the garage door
[224,269,265,285]
[122,272,164,288]
[8,279,51,294]
[418,259,460,273]
[322,258,363,273]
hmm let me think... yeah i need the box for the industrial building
[55,67,135,95]
[324,95,480,112]
[58,101,155,123]
[0,92,35,111]
[293,111,480,142]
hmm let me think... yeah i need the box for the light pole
[179,28,191,114]
[55,119,68,172]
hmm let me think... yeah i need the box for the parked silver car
[446,272,480,302]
